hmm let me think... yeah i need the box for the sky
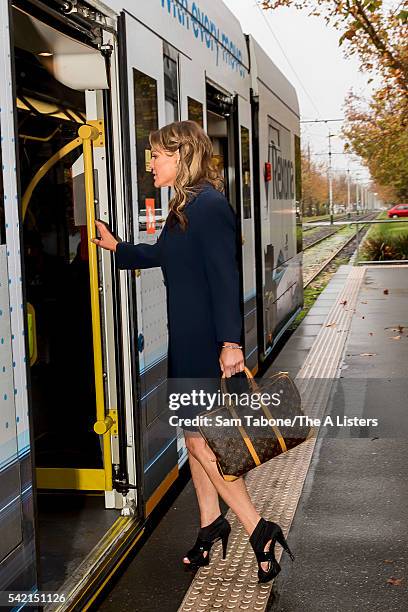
[223,0,372,184]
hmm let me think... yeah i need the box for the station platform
[98,264,408,612]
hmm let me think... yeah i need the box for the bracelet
[222,344,243,349]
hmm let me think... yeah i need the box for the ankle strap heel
[183,514,231,568]
[275,528,295,562]
[249,518,295,583]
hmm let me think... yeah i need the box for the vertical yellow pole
[78,124,113,491]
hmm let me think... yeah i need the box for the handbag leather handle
[221,365,259,393]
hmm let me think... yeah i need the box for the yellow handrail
[20,127,61,143]
[27,302,38,366]
[21,137,82,221]
[78,123,113,491]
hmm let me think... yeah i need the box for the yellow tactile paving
[178,266,366,611]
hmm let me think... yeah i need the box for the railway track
[303,212,378,250]
[302,214,355,233]
[304,224,369,287]
[302,211,369,229]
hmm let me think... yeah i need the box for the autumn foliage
[261,0,408,199]
[343,89,408,199]
[301,150,359,215]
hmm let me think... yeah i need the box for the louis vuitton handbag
[198,367,313,481]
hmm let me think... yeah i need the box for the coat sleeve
[195,194,243,344]
[114,240,161,270]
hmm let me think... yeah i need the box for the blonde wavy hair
[149,120,224,230]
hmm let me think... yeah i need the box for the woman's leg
[183,432,221,564]
[185,435,260,534]
[188,449,221,527]
[185,435,272,570]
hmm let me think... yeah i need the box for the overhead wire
[253,1,323,119]
[252,1,370,181]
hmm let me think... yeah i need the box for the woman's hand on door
[91,219,119,252]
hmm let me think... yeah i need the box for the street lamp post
[328,133,334,223]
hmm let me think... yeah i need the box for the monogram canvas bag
[198,367,313,481]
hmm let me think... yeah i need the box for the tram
[0,0,302,608]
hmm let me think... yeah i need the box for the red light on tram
[264,162,272,182]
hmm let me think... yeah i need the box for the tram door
[206,83,257,370]
[0,2,38,593]
[12,8,119,499]
[206,83,236,206]
[118,12,179,516]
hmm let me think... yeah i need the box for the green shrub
[362,233,408,260]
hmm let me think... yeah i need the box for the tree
[260,1,408,94]
[371,181,397,205]
[332,172,348,207]
[301,149,364,215]
[301,150,328,215]
[343,89,408,199]
[261,0,408,198]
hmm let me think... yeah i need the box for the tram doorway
[16,55,103,478]
[206,82,237,210]
[14,12,108,490]
[12,5,124,591]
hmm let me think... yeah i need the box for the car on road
[387,204,408,218]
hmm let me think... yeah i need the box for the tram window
[133,68,162,222]
[294,134,303,253]
[241,126,251,219]
[270,126,280,148]
[294,134,302,205]
[0,126,4,245]
[163,44,179,124]
[188,97,204,127]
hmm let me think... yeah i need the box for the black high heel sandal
[249,518,295,583]
[183,514,231,568]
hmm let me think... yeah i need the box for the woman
[91,120,293,583]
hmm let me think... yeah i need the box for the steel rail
[304,225,369,287]
[303,212,360,230]
[303,212,378,251]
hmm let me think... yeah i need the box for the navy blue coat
[114,183,242,382]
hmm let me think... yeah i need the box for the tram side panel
[267,111,302,336]
[250,38,303,358]
[117,0,258,508]
[0,0,37,593]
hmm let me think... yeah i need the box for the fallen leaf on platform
[391,335,401,340]
[325,322,336,327]
[360,353,376,357]
[384,560,394,564]
[383,289,389,295]
[361,301,368,304]
[387,577,403,586]
[340,300,347,306]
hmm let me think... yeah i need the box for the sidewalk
[98,265,408,611]
[268,266,408,611]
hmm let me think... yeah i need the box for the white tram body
[0,0,302,606]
